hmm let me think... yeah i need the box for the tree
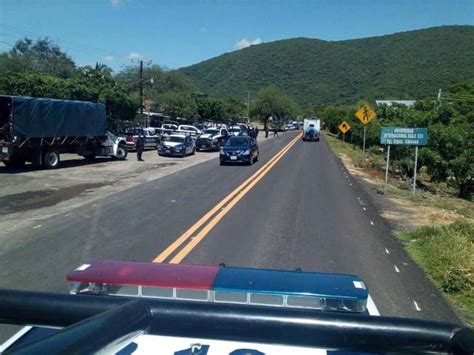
[196,97,226,122]
[250,85,298,129]
[116,65,195,107]
[3,37,76,78]
[222,97,246,121]
[160,92,197,119]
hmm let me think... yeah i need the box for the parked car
[220,136,259,165]
[158,134,195,157]
[177,125,201,137]
[124,127,158,151]
[228,125,243,136]
[194,123,206,131]
[196,128,229,151]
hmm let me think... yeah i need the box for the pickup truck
[0,95,127,169]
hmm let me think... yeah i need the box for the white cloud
[104,55,114,62]
[127,52,142,60]
[110,0,121,6]
[200,26,208,33]
[234,37,262,50]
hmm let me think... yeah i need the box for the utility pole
[132,59,152,127]
[139,60,144,125]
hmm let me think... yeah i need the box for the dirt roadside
[0,134,278,236]
[0,150,217,235]
[324,133,473,230]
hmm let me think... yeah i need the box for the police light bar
[67,259,369,313]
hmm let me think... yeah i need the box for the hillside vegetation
[180,26,474,107]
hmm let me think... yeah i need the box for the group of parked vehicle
[122,122,261,165]
[0,95,307,169]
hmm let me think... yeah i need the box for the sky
[0,0,472,71]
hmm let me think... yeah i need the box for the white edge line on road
[385,248,390,254]
[367,295,380,316]
[33,225,42,229]
[394,265,400,273]
[64,213,71,217]
[414,300,422,311]
[370,220,374,225]
[0,326,33,352]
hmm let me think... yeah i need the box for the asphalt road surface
[0,131,461,341]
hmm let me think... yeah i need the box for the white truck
[302,118,320,142]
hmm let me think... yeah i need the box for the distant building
[375,100,416,107]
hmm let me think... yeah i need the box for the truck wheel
[115,144,128,160]
[43,149,60,169]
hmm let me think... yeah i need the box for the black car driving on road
[220,136,259,165]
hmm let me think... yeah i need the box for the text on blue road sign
[380,127,428,146]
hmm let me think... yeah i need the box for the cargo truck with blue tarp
[0,95,128,169]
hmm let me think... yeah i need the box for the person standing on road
[136,131,145,161]
[255,127,259,139]
[273,127,279,137]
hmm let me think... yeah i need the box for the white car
[227,126,243,136]
[177,125,202,137]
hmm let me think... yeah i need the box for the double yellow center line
[153,133,301,264]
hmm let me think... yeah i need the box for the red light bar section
[67,259,220,290]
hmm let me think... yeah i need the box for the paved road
[0,131,461,340]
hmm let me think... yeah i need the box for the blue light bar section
[212,267,368,302]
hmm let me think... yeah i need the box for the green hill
[180,26,474,107]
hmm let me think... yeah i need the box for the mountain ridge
[179,25,474,107]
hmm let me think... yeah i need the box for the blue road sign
[380,127,428,146]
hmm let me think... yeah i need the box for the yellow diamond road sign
[356,105,377,125]
[338,121,351,134]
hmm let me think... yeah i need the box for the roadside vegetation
[0,38,251,127]
[0,37,300,131]
[320,82,474,199]
[396,223,474,325]
[325,130,473,324]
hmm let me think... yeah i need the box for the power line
[0,24,122,57]
[0,23,150,61]
[0,40,14,47]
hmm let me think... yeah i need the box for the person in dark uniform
[254,127,259,138]
[136,131,145,161]
[273,127,279,137]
